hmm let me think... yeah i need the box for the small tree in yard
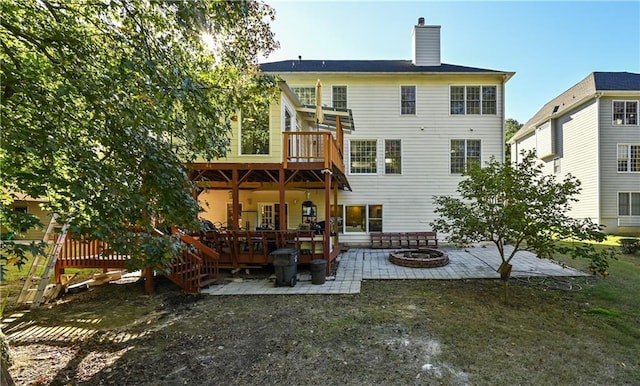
[431,151,615,289]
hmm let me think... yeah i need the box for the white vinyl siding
[536,121,554,158]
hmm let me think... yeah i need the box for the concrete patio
[201,244,588,296]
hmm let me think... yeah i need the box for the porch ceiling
[188,163,352,192]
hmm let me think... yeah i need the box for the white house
[509,72,640,235]
[258,17,514,245]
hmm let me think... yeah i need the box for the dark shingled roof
[511,72,640,143]
[260,59,508,74]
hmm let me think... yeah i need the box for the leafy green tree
[432,151,615,287]
[504,118,522,163]
[0,0,279,271]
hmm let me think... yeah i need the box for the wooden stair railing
[162,228,220,293]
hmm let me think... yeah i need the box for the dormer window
[613,101,638,125]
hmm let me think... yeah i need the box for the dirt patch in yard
[3,273,638,385]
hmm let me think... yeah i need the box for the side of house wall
[598,95,640,234]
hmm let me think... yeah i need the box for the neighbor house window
[613,101,638,125]
[350,139,377,174]
[291,87,315,105]
[617,144,640,172]
[241,108,269,154]
[451,139,481,174]
[344,204,383,233]
[618,192,640,216]
[553,157,561,174]
[384,139,401,174]
[401,85,416,115]
[332,86,347,109]
[450,85,497,115]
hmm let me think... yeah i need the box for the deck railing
[283,132,344,174]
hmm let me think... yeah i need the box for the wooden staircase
[162,228,220,293]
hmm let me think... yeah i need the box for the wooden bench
[370,232,438,249]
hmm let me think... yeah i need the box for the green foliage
[618,238,640,254]
[432,151,614,279]
[504,118,522,163]
[0,0,278,268]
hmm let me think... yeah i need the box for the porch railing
[283,132,344,174]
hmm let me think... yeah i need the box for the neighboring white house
[509,72,640,235]
[256,17,514,245]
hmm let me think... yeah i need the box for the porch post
[278,167,286,231]
[333,182,339,249]
[323,169,331,275]
[232,168,239,230]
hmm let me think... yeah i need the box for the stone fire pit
[388,249,449,268]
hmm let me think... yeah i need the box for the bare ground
[3,270,638,386]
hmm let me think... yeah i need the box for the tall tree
[0,0,279,269]
[432,152,614,294]
[504,118,523,163]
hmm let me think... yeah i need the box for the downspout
[501,78,506,163]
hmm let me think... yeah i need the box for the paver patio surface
[201,244,588,296]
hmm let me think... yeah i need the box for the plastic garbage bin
[271,248,298,287]
[309,259,326,285]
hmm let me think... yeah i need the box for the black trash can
[271,248,298,287]
[309,259,326,285]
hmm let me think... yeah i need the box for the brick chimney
[412,17,441,66]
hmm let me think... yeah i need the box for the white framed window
[450,85,497,115]
[332,86,347,109]
[291,87,315,105]
[400,85,416,115]
[384,139,401,174]
[451,139,481,174]
[342,204,383,233]
[617,144,640,172]
[618,192,640,216]
[350,139,377,174]
[613,101,638,125]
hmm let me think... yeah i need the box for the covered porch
[188,107,354,275]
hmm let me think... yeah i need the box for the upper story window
[450,85,497,115]
[618,192,640,216]
[384,139,401,174]
[451,139,481,174]
[613,101,638,125]
[240,108,269,155]
[332,86,347,109]
[291,87,315,105]
[618,144,640,172]
[400,85,416,115]
[350,139,377,174]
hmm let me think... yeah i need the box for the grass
[2,238,639,385]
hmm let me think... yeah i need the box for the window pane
[626,102,638,125]
[631,193,640,216]
[450,86,465,115]
[466,86,480,115]
[332,86,347,109]
[617,144,629,172]
[350,140,377,174]
[401,86,416,115]
[613,101,625,124]
[467,140,481,169]
[482,86,497,114]
[368,205,383,232]
[345,205,366,233]
[451,139,465,173]
[631,145,640,172]
[241,108,269,154]
[385,139,401,174]
[292,87,315,105]
[619,192,630,216]
[330,205,344,233]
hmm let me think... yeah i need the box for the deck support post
[279,168,286,231]
[143,268,154,295]
[323,169,332,275]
